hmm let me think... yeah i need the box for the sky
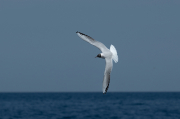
[0,1,180,92]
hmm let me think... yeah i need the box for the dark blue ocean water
[0,92,180,119]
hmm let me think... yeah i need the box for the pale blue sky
[0,1,180,92]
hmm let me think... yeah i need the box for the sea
[0,92,180,119]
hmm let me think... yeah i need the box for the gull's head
[95,54,101,58]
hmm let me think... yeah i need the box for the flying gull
[76,31,118,94]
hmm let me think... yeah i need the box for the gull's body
[76,31,118,94]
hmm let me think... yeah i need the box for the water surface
[0,92,180,119]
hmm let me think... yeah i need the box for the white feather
[110,45,118,63]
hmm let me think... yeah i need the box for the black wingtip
[76,31,79,33]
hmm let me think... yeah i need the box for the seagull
[76,31,118,94]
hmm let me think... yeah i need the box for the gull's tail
[110,45,118,63]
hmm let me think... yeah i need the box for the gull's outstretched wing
[102,58,113,94]
[76,31,109,53]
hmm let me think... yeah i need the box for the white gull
[76,31,118,94]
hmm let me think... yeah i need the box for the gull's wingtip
[76,31,79,33]
[103,89,107,94]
